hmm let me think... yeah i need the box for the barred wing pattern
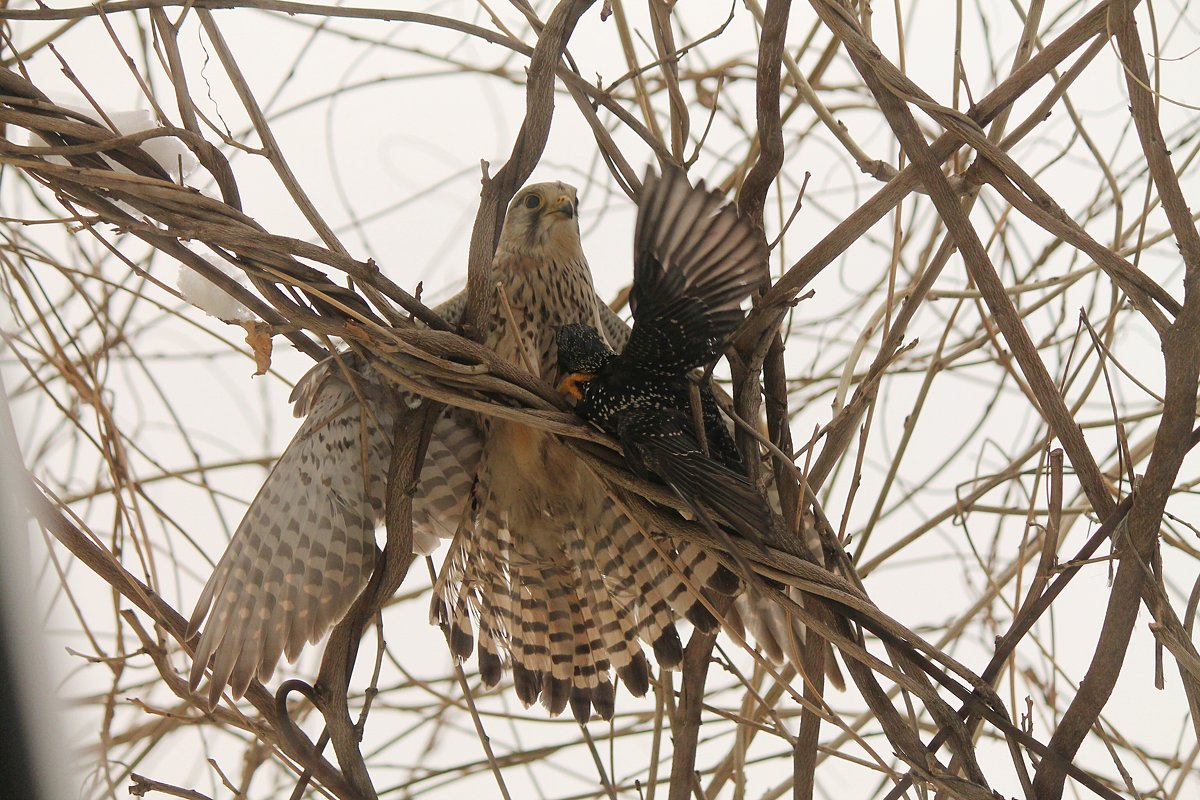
[187,359,392,706]
[188,177,832,715]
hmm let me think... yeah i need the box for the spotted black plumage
[557,167,773,547]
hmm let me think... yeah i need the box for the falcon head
[497,181,581,258]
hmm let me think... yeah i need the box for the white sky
[3,1,1200,798]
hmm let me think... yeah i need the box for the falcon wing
[187,359,391,706]
[624,167,767,374]
[188,294,483,706]
[597,302,632,351]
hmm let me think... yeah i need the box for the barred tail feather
[428,520,466,611]
[542,571,574,715]
[601,514,684,669]
[477,625,505,689]
[513,562,551,707]
[567,526,650,698]
[566,589,607,721]
[470,507,513,687]
[675,539,741,596]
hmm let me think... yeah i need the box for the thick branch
[461,0,595,334]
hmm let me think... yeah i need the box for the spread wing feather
[187,360,390,705]
[189,295,482,705]
[625,167,767,373]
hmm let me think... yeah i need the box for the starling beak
[557,371,594,401]
[556,166,773,548]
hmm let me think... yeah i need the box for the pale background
[1,1,1197,798]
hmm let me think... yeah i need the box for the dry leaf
[240,321,273,376]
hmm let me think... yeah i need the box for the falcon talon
[556,371,594,401]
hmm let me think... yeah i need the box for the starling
[556,167,773,548]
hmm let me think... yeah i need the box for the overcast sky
[4,1,1199,797]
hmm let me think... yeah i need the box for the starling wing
[624,167,767,374]
[615,407,771,548]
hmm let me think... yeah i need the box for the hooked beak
[557,372,593,401]
[546,194,575,219]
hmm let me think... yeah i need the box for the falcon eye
[523,194,542,210]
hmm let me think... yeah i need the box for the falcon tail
[430,491,740,723]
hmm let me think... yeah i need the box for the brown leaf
[240,321,273,376]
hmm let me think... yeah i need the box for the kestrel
[430,178,741,720]
[188,175,742,720]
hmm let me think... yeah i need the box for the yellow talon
[557,372,594,400]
